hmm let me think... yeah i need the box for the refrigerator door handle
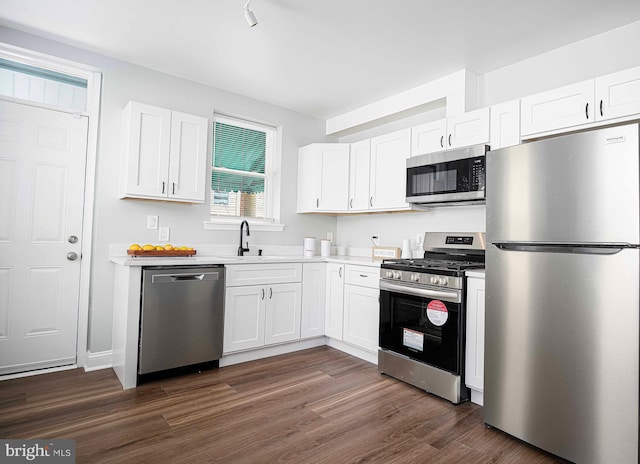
[492,242,637,255]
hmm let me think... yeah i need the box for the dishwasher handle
[152,272,221,284]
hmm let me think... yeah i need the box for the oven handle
[380,280,461,303]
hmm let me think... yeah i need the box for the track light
[244,0,258,27]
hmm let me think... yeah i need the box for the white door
[411,119,446,156]
[369,129,411,211]
[447,107,490,149]
[223,285,265,353]
[264,283,302,345]
[318,144,349,212]
[0,100,88,375]
[168,110,207,203]
[348,139,371,211]
[343,284,380,353]
[324,263,344,340]
[301,263,326,339]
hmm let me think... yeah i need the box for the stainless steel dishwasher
[138,265,224,377]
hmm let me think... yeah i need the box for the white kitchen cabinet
[264,283,302,345]
[369,128,411,211]
[465,273,485,406]
[595,65,640,121]
[446,107,490,149]
[348,139,371,212]
[343,265,380,353]
[297,143,350,213]
[520,80,594,136]
[120,101,207,203]
[411,119,447,156]
[301,263,326,339]
[224,263,303,353]
[324,263,344,339]
[490,99,521,150]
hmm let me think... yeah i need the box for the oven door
[406,145,486,204]
[379,280,463,374]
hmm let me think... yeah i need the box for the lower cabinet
[301,263,326,339]
[223,263,302,354]
[465,273,486,405]
[325,263,380,354]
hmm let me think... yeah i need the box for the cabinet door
[296,144,320,213]
[369,128,411,211]
[465,276,485,393]
[447,107,490,149]
[595,66,640,121]
[348,139,371,211]
[265,283,302,345]
[520,80,594,136]
[411,119,447,156]
[301,263,326,339]
[325,263,344,339]
[490,100,521,150]
[343,284,380,353]
[318,144,350,212]
[223,285,266,353]
[121,101,171,199]
[168,111,208,203]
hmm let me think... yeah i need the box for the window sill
[203,217,285,232]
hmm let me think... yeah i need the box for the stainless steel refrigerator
[485,123,640,464]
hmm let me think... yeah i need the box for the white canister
[304,237,316,257]
[401,239,412,258]
[320,239,331,257]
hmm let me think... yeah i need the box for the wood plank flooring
[0,346,566,463]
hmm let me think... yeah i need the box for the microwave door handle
[380,280,461,303]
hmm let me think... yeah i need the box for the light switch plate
[159,227,170,242]
[326,232,333,242]
[147,215,158,230]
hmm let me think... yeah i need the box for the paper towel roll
[304,237,316,257]
[320,239,331,257]
[401,239,411,258]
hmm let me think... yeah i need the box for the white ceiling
[1,0,640,120]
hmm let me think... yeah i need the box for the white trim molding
[84,350,113,372]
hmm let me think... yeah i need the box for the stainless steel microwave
[406,144,488,207]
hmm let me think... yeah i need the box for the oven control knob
[393,271,402,280]
[385,271,394,279]
[430,276,438,285]
[410,273,420,282]
[439,277,449,286]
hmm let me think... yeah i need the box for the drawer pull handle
[360,274,368,278]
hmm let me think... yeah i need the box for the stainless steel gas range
[378,232,486,404]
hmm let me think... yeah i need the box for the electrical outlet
[159,227,170,242]
[371,234,380,246]
[147,215,158,230]
[327,232,333,242]
[416,233,423,247]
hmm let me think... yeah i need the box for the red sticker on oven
[427,300,448,326]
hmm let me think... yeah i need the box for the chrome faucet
[238,220,250,256]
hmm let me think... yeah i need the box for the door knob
[68,235,78,243]
[67,252,79,261]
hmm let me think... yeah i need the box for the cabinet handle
[316,198,319,208]
[172,182,176,195]
[339,267,342,278]
[440,135,444,148]
[161,181,165,194]
[369,197,373,207]
[350,198,353,209]
[269,288,273,299]
[261,288,265,300]
[360,274,368,278]
[585,102,589,120]
[600,99,604,117]
[448,134,452,146]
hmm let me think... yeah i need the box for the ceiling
[1,0,640,120]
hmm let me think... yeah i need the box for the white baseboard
[470,389,484,406]
[84,350,113,372]
[220,338,326,367]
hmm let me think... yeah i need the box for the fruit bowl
[127,249,197,257]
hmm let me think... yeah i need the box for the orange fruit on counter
[164,244,174,250]
[129,243,141,251]
[142,244,155,251]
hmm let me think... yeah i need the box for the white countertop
[110,253,382,268]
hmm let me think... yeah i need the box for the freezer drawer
[139,266,225,375]
[485,246,639,464]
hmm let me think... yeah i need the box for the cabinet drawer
[344,265,380,289]
[226,263,302,287]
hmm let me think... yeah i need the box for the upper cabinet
[297,143,350,213]
[348,139,371,212]
[410,108,490,157]
[369,128,411,211]
[490,99,521,150]
[595,66,640,121]
[520,80,594,136]
[521,66,640,137]
[119,101,208,203]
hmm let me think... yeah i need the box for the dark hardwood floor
[0,346,565,463]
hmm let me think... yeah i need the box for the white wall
[0,26,337,352]
[336,20,640,257]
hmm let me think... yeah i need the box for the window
[211,114,279,224]
[0,57,88,112]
